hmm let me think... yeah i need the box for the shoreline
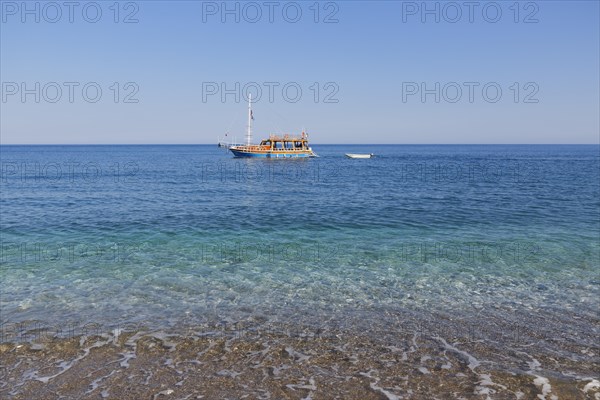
[2,315,598,399]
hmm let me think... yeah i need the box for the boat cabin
[259,134,309,151]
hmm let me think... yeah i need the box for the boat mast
[246,93,252,146]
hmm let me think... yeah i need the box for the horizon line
[1,143,599,146]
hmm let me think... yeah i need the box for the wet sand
[2,315,599,399]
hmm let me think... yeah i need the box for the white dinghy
[345,153,374,159]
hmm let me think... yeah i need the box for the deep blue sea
[1,145,599,350]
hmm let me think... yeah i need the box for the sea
[1,144,599,398]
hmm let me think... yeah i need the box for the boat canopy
[259,134,309,150]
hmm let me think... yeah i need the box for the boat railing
[219,141,245,148]
[232,145,310,152]
[269,134,306,141]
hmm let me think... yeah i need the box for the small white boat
[345,153,374,159]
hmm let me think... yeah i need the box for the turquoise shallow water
[1,145,599,348]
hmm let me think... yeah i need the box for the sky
[1,0,599,144]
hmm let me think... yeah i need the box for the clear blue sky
[1,1,599,144]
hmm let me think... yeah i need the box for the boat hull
[345,153,373,159]
[230,149,315,158]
